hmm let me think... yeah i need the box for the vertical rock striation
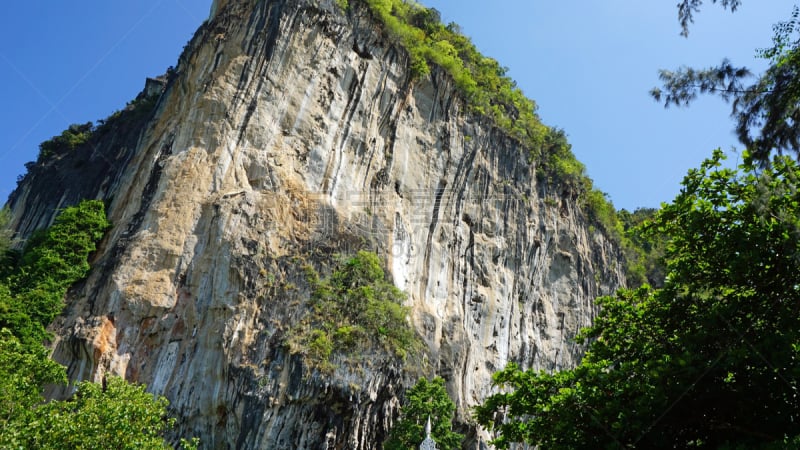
[9,0,625,447]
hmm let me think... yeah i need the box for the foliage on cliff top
[342,0,628,252]
[289,250,422,372]
[36,122,93,163]
[475,150,800,448]
[32,92,159,166]
[356,0,547,145]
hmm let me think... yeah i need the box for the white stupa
[419,416,437,450]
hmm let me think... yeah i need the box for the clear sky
[0,1,793,210]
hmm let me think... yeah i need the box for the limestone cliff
[8,0,625,448]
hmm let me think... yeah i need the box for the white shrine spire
[420,416,437,450]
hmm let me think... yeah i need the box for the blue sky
[0,1,793,210]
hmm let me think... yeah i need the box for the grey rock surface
[9,0,625,448]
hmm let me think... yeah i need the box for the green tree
[385,377,463,450]
[475,150,800,449]
[653,3,800,163]
[10,377,190,450]
[0,329,66,435]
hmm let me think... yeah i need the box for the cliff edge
[9,0,625,447]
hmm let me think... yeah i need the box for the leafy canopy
[475,150,800,449]
[385,377,463,450]
[8,377,196,450]
[653,4,800,162]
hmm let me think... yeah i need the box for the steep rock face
[9,0,625,448]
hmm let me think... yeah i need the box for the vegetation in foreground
[473,1,800,448]
[0,200,196,449]
[475,150,800,449]
[385,376,463,450]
